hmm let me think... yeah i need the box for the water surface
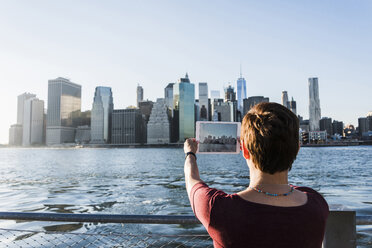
[0,146,371,246]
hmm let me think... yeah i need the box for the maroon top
[190,182,329,248]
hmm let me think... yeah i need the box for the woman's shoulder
[293,185,329,212]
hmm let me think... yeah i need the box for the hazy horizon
[1,1,371,144]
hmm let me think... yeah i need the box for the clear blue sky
[0,0,371,144]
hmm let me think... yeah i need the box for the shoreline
[2,141,372,149]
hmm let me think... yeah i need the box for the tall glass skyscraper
[173,73,195,142]
[309,77,321,131]
[46,77,81,145]
[236,72,247,112]
[91,86,113,143]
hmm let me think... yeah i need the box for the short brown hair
[241,102,299,174]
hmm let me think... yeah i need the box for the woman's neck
[248,166,289,187]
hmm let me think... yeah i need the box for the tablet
[196,121,241,154]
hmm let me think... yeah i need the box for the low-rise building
[9,124,23,146]
[111,109,146,144]
[309,131,327,143]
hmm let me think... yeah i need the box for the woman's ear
[240,139,250,160]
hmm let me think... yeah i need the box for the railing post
[323,205,356,248]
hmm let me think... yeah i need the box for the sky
[0,0,371,144]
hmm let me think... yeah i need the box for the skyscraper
[320,117,333,137]
[237,70,247,113]
[308,78,321,131]
[17,93,36,125]
[138,100,154,123]
[224,85,236,102]
[173,73,195,141]
[212,101,236,122]
[136,84,144,107]
[147,98,171,144]
[198,82,208,121]
[281,91,289,108]
[332,120,343,136]
[164,83,174,109]
[22,97,44,146]
[10,92,36,145]
[243,96,269,115]
[46,77,81,145]
[288,97,297,115]
[91,86,113,143]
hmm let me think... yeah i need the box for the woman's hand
[184,138,198,154]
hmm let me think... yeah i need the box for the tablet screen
[196,121,241,154]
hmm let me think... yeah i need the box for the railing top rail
[0,212,200,224]
[0,211,371,225]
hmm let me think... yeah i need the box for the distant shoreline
[2,141,372,149]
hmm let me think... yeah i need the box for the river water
[0,146,371,247]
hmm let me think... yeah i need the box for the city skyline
[1,1,372,143]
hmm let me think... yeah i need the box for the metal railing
[0,210,371,248]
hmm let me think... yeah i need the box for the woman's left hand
[184,138,198,154]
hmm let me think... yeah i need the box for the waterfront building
[138,100,154,123]
[309,131,327,143]
[358,116,372,137]
[212,100,236,122]
[211,99,224,121]
[195,100,200,122]
[281,91,289,109]
[111,109,146,144]
[300,119,310,133]
[12,92,37,144]
[243,96,269,115]
[343,124,357,139]
[22,97,44,146]
[224,85,236,102]
[17,93,36,125]
[147,98,171,144]
[319,117,332,138]
[173,73,195,142]
[208,98,212,121]
[136,85,144,108]
[332,120,344,136]
[358,117,369,137]
[237,73,247,113]
[75,125,91,144]
[362,131,372,140]
[199,82,209,121]
[46,77,81,145]
[164,83,174,109]
[308,78,321,131]
[91,87,113,144]
[74,110,91,127]
[288,97,297,115]
[8,124,23,146]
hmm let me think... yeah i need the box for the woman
[184,102,328,248]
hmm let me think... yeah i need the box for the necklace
[249,185,294,197]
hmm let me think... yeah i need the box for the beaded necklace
[249,185,294,197]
